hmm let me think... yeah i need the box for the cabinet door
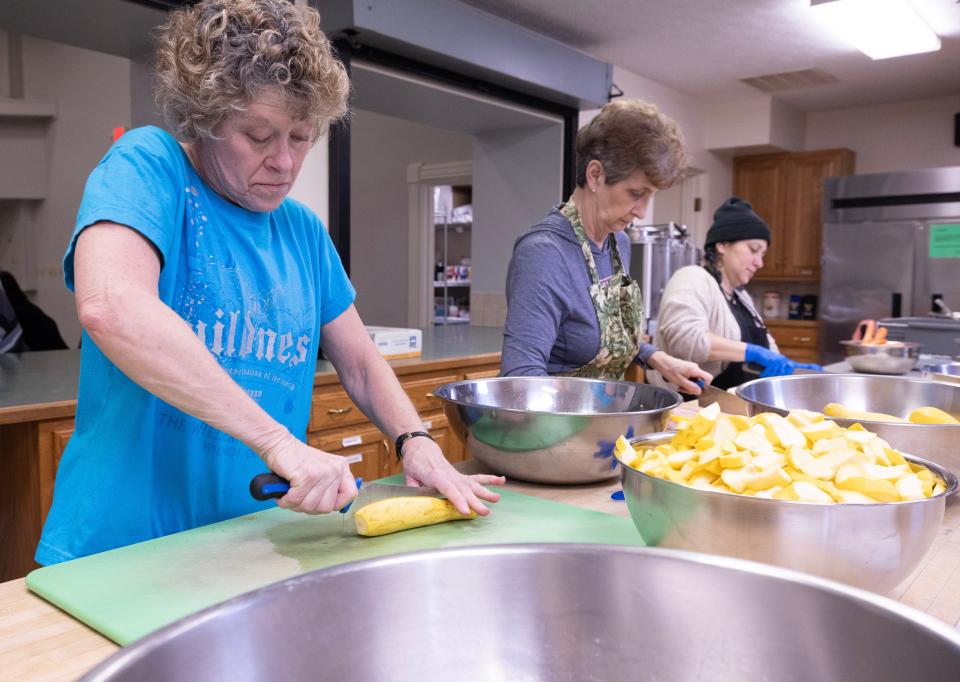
[733,156,785,277]
[38,419,74,525]
[782,151,854,279]
[342,440,390,483]
[420,412,465,463]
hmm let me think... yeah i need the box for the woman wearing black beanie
[648,197,821,390]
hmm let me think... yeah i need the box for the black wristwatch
[394,431,436,460]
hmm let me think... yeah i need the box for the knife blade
[695,380,750,416]
[340,482,446,532]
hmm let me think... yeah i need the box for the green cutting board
[27,487,643,645]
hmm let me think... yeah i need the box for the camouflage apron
[557,198,644,381]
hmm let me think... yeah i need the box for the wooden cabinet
[766,320,819,364]
[0,418,75,582]
[733,149,854,281]
[0,354,500,581]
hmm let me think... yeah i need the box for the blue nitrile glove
[745,344,822,377]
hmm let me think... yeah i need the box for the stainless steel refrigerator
[820,166,960,363]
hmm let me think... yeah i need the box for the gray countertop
[315,325,504,373]
[0,326,505,419]
[822,354,954,377]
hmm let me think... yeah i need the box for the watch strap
[394,430,435,460]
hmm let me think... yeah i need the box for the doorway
[348,59,566,329]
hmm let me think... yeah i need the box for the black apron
[712,280,770,390]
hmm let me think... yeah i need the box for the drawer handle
[797,336,812,343]
[327,406,353,415]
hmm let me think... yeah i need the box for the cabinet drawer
[308,426,389,482]
[309,388,365,432]
[400,374,460,413]
[310,424,384,453]
[463,368,500,380]
[782,348,819,364]
[768,327,818,349]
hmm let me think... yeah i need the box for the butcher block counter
[3,458,960,681]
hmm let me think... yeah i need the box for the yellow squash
[354,496,476,537]
[823,402,904,423]
[908,406,960,425]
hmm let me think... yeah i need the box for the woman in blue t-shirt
[37,0,502,565]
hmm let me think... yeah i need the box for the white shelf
[434,280,471,287]
[433,316,470,325]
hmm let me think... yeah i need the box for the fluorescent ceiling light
[811,0,941,60]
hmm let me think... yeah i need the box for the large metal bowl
[80,544,960,682]
[840,340,921,374]
[620,432,957,592]
[434,376,681,483]
[925,362,960,386]
[736,373,960,478]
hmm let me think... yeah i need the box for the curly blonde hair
[154,0,349,141]
[575,99,687,190]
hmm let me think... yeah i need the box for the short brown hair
[154,0,350,142]
[575,99,687,190]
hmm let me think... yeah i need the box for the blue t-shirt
[36,126,355,565]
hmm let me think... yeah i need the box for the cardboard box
[365,326,423,360]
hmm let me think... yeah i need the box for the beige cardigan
[647,266,776,388]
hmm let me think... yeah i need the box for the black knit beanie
[704,197,771,247]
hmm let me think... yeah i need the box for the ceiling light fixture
[810,0,941,60]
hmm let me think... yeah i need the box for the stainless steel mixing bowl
[925,362,960,386]
[434,376,681,483]
[80,545,960,682]
[840,340,921,374]
[620,432,957,593]
[736,373,960,477]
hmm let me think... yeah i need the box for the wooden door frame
[406,160,472,328]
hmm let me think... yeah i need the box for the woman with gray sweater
[500,100,711,395]
[649,198,821,390]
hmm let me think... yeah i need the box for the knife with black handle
[250,473,364,513]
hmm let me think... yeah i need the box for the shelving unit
[433,184,473,326]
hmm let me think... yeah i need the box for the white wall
[579,66,734,248]
[805,95,960,173]
[471,122,564,293]
[129,58,164,131]
[349,108,473,326]
[2,34,132,347]
[288,132,329,227]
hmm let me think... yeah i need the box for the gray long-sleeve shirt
[500,207,657,376]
